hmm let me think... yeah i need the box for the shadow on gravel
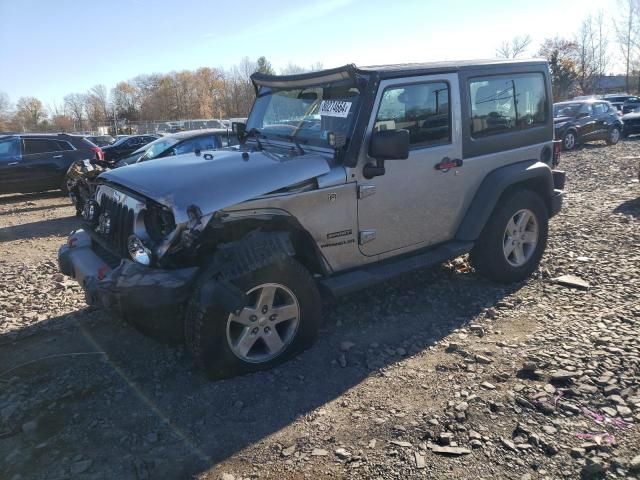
[614,197,640,218]
[0,203,71,217]
[0,266,522,479]
[0,190,63,205]
[0,216,79,242]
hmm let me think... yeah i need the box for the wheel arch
[199,213,330,278]
[456,160,554,242]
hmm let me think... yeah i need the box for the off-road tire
[562,130,577,150]
[606,126,621,145]
[470,189,548,283]
[184,256,322,379]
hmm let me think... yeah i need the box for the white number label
[319,100,352,118]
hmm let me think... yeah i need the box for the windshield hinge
[359,230,376,245]
[358,185,376,199]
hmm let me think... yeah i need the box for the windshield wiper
[272,132,306,155]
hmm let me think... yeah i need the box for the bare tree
[64,93,87,131]
[280,63,308,75]
[0,92,12,130]
[496,35,533,59]
[88,85,110,121]
[15,97,47,131]
[614,0,640,91]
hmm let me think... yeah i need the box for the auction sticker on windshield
[319,100,352,118]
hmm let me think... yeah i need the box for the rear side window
[469,73,547,138]
[23,138,62,155]
[79,137,97,148]
[374,81,451,148]
[56,141,74,151]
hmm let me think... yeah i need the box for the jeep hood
[100,149,332,223]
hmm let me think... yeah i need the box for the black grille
[100,195,134,258]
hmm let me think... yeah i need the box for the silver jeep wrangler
[59,60,565,378]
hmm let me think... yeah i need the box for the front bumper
[58,229,198,316]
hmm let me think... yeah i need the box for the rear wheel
[470,189,548,283]
[606,126,621,145]
[185,257,322,379]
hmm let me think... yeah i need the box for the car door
[577,104,597,141]
[356,74,463,256]
[0,137,23,194]
[20,138,70,191]
[595,102,617,139]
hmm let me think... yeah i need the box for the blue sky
[0,0,611,106]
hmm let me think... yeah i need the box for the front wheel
[562,130,577,150]
[185,257,322,379]
[606,126,621,145]
[470,189,549,283]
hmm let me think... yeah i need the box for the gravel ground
[0,141,639,480]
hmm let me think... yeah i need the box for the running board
[320,241,474,297]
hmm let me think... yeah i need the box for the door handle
[435,157,463,170]
[8,162,19,166]
[53,155,63,159]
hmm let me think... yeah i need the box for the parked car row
[570,93,640,114]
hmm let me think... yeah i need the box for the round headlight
[127,235,152,266]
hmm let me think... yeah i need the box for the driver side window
[374,82,451,148]
[0,138,20,161]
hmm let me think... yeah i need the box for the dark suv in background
[85,135,115,147]
[101,134,159,162]
[0,133,102,194]
[553,100,623,150]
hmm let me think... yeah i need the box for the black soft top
[251,58,549,90]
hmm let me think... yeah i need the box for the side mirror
[364,130,410,179]
[233,122,247,144]
[369,129,410,161]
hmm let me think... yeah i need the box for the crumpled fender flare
[196,230,296,312]
[456,160,554,242]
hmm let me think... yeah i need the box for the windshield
[139,137,179,160]
[554,103,582,117]
[246,79,362,149]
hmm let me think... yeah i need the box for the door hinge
[359,230,376,245]
[358,184,376,199]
